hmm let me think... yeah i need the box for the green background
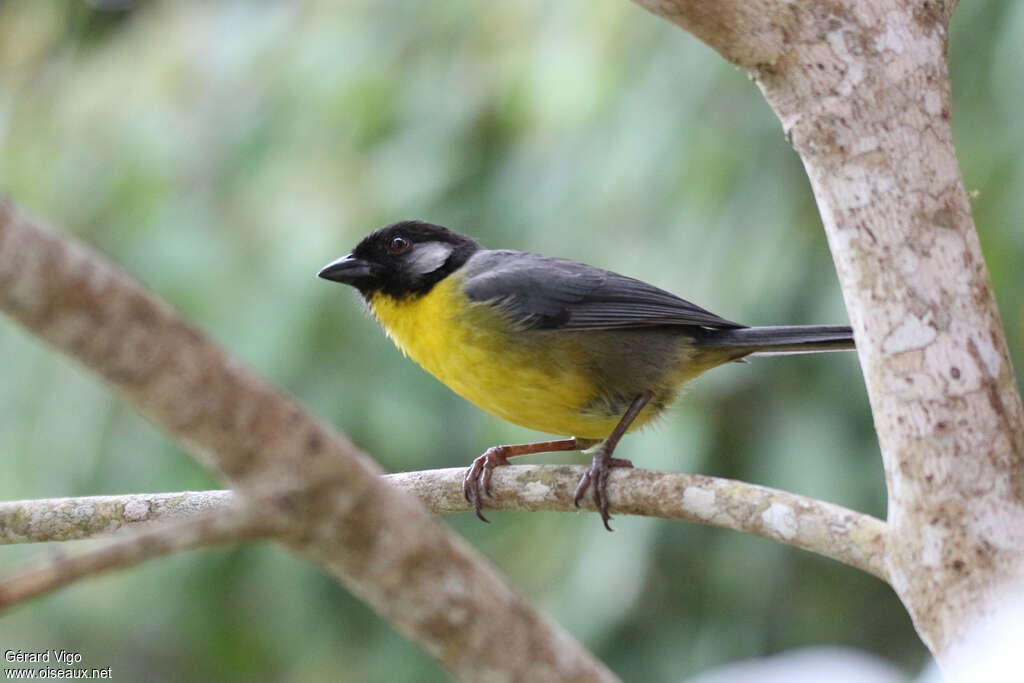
[0,1,1020,680]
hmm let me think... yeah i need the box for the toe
[573,470,592,508]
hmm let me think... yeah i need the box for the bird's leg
[464,438,598,523]
[574,391,653,531]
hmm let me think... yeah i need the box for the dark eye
[387,236,410,255]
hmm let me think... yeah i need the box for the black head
[318,220,481,299]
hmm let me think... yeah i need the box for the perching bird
[318,221,854,529]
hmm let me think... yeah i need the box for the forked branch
[0,505,272,609]
[633,0,1024,663]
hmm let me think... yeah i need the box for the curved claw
[462,464,490,523]
[573,471,592,508]
[462,459,483,503]
[574,453,634,531]
[462,446,511,523]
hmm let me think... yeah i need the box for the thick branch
[633,0,791,68]
[0,200,614,683]
[634,0,1024,661]
[1,467,889,580]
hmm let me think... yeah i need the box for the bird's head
[318,220,480,299]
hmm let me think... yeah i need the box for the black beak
[317,254,373,284]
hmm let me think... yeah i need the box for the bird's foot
[573,450,634,531]
[463,446,512,523]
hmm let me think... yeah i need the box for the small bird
[319,221,854,529]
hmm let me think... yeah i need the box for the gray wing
[461,250,743,331]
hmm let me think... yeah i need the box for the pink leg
[573,391,653,531]
[464,438,596,522]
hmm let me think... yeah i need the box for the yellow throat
[367,275,651,439]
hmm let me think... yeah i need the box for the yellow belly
[368,277,661,439]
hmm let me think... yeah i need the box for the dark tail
[695,325,855,356]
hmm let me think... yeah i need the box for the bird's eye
[387,236,410,255]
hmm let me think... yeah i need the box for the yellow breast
[368,276,640,439]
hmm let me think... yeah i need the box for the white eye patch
[406,241,454,275]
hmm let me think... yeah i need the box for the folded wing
[461,250,743,331]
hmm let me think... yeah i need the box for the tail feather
[695,325,855,355]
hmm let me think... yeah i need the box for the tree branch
[0,505,272,610]
[1,467,889,581]
[633,0,1024,662]
[0,490,235,544]
[0,199,616,682]
[401,467,889,581]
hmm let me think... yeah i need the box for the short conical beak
[318,254,373,284]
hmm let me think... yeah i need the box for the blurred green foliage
[0,1,1020,681]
